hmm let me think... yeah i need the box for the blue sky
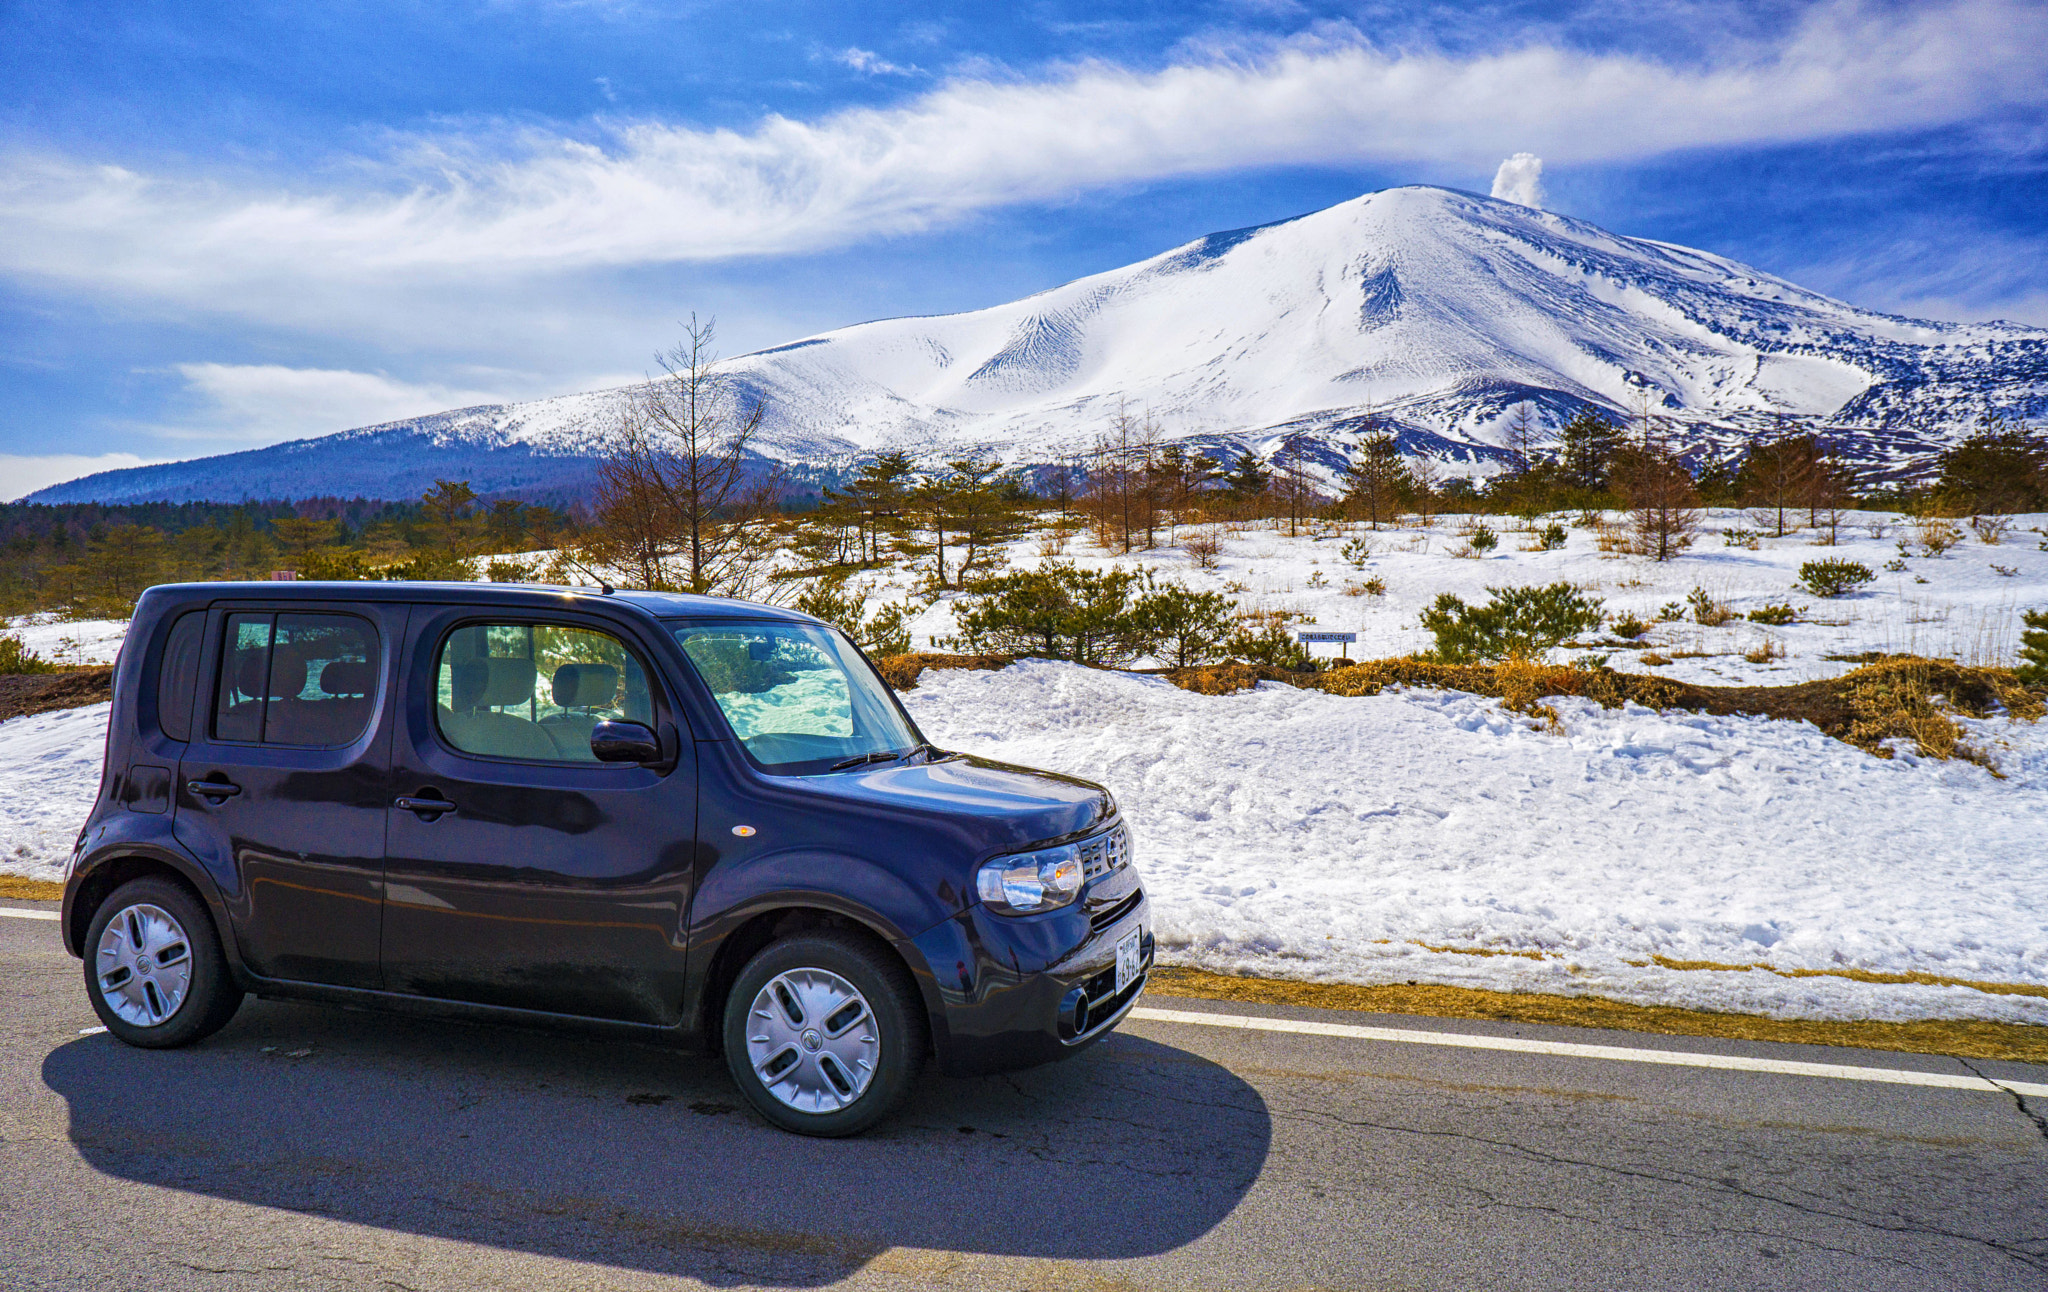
[2,0,2045,497]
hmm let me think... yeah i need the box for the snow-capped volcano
[31,186,2048,504]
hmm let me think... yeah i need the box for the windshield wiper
[828,750,906,771]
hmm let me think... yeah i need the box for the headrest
[452,656,536,710]
[552,663,619,709]
[269,646,312,701]
[233,649,268,701]
[320,660,374,697]
[235,646,308,701]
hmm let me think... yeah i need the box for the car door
[173,602,400,988]
[379,607,698,1025]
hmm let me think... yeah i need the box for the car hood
[809,752,1112,853]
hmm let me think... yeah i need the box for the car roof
[139,581,822,626]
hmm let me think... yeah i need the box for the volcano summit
[31,186,2048,504]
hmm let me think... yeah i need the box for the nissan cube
[62,582,1151,1136]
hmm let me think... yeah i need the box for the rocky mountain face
[31,185,2046,504]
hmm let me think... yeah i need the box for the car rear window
[155,612,204,741]
[214,613,379,747]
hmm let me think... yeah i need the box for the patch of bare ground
[0,668,112,723]
[1148,965,2048,1064]
[0,876,63,901]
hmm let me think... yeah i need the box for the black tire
[83,876,243,1049]
[722,931,926,1137]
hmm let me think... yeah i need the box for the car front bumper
[907,866,1153,1078]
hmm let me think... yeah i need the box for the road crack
[1957,1058,2048,1150]
[1278,1103,2046,1272]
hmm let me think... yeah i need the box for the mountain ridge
[28,185,2048,504]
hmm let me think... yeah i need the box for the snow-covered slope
[32,186,2048,503]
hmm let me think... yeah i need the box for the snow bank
[906,661,2048,1024]
[4,614,128,666]
[0,702,108,879]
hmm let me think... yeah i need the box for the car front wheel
[722,931,925,1136]
[83,877,244,1048]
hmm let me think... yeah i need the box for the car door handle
[395,794,456,819]
[186,779,241,801]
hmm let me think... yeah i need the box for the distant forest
[2,410,2043,625]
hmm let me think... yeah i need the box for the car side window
[213,612,380,747]
[435,622,652,763]
[156,612,204,741]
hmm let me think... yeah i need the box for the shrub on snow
[1418,583,1605,664]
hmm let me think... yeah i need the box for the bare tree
[1502,401,1550,475]
[1617,411,1702,561]
[1800,435,1856,544]
[1272,436,1318,537]
[1084,400,1157,552]
[578,316,782,594]
[1407,454,1441,527]
[1739,420,1815,537]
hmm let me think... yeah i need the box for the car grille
[1089,889,1143,933]
[1079,822,1131,882]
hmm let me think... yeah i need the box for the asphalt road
[4,904,2046,1292]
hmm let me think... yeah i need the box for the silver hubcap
[94,903,194,1028]
[745,968,880,1114]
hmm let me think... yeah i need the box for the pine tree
[1221,451,1270,499]
[1343,433,1410,530]
[2019,609,2048,687]
[1558,411,1624,495]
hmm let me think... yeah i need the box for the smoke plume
[1491,153,1545,208]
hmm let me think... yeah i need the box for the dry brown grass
[0,876,62,901]
[1148,965,2048,1064]
[1139,654,2044,765]
[870,652,1013,692]
[876,650,2046,767]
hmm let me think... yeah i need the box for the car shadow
[43,997,1270,1286]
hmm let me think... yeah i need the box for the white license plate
[1115,928,1143,995]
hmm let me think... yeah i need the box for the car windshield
[668,620,919,774]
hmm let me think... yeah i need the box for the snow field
[905,661,2048,1024]
[0,702,108,879]
[861,508,2048,690]
[4,613,129,666]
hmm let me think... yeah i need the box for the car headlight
[976,843,1084,915]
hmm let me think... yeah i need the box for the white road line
[1128,1006,2048,1099]
[0,907,58,922]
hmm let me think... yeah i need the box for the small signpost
[1296,630,1357,662]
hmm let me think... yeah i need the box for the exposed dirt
[872,652,1014,692]
[1148,965,2048,1064]
[0,668,112,724]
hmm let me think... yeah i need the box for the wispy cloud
[169,364,511,442]
[0,453,170,501]
[0,0,2038,313]
[831,46,922,77]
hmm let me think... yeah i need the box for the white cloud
[1490,152,1544,208]
[170,364,510,443]
[0,0,2039,311]
[832,47,921,77]
[0,453,170,501]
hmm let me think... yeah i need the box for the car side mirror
[591,719,661,764]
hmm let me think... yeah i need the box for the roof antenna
[599,580,614,595]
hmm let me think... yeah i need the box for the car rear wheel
[722,931,925,1137]
[84,877,243,1048]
